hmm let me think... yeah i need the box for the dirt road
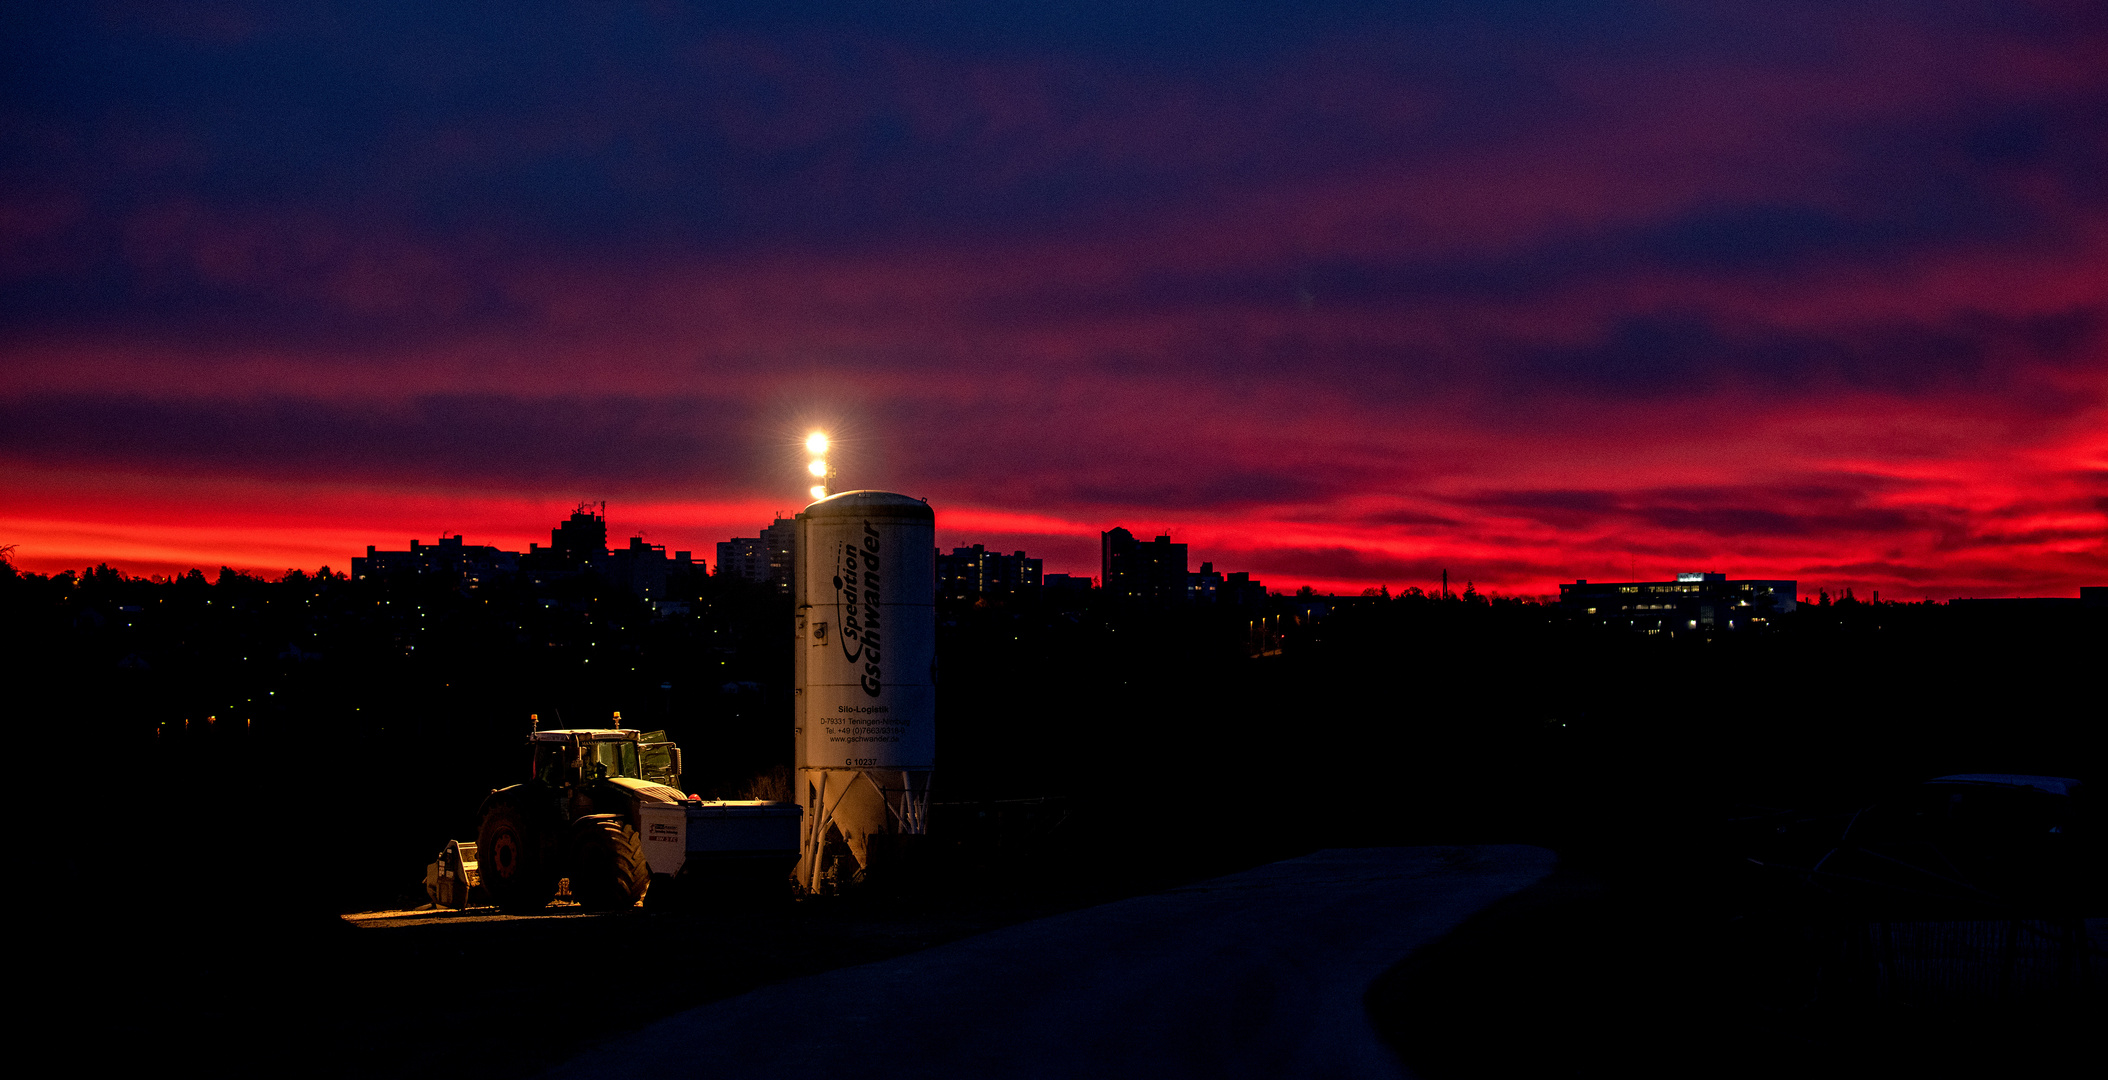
[545,847,1556,1080]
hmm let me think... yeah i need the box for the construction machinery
[436,725,802,913]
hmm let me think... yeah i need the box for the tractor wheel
[476,801,556,913]
[568,815,649,911]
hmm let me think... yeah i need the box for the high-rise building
[518,506,613,573]
[936,545,1043,604]
[527,506,610,570]
[715,536,769,585]
[717,515,796,594]
[1101,527,1188,606]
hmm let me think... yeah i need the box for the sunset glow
[3,4,2103,597]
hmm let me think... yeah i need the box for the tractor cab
[528,728,683,791]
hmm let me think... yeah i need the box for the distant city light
[807,458,829,477]
[805,432,829,455]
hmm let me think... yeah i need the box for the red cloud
[4,3,2105,597]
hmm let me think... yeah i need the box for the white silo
[792,490,936,890]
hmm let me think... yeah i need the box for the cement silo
[792,491,935,890]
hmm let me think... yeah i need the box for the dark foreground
[51,887,1126,1079]
[1373,866,2105,1079]
[45,840,2102,1080]
[22,576,2103,1076]
[548,847,1554,1079]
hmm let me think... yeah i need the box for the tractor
[474,726,685,912]
[466,724,804,912]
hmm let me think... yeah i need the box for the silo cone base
[796,768,932,896]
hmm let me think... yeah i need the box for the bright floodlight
[809,484,828,500]
[807,458,829,477]
[805,432,829,455]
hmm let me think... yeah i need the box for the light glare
[805,432,829,455]
[809,485,828,500]
[807,458,829,477]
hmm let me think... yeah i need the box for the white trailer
[638,798,804,901]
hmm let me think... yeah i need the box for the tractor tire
[568,815,649,911]
[477,800,557,914]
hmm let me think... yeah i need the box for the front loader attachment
[422,838,483,910]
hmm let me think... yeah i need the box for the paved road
[549,846,1556,1080]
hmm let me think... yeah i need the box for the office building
[1560,572,1796,633]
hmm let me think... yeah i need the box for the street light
[805,431,837,500]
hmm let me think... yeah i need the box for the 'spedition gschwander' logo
[831,521,883,696]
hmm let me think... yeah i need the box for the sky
[3,1,2104,597]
